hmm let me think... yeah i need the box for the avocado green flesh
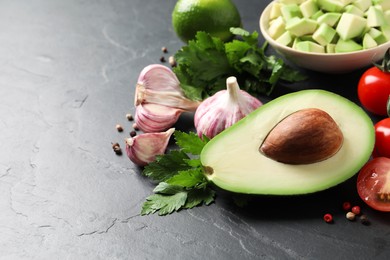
[200,90,375,195]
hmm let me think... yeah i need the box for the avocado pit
[260,108,343,165]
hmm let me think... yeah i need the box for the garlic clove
[135,64,200,111]
[135,103,182,133]
[125,128,175,166]
[137,64,180,92]
[194,76,262,139]
[134,64,201,133]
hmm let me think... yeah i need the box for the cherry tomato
[374,118,390,158]
[357,157,390,212]
[357,66,390,116]
[358,49,390,116]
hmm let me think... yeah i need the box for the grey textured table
[1,0,389,259]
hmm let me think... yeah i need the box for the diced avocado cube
[358,26,372,39]
[368,27,388,44]
[363,33,379,49]
[386,10,390,23]
[300,0,319,18]
[269,17,286,40]
[292,37,301,49]
[279,0,305,4]
[331,33,340,43]
[317,12,342,27]
[345,4,365,17]
[276,31,295,46]
[285,16,301,28]
[313,23,337,45]
[336,13,367,40]
[339,0,354,5]
[281,4,303,20]
[270,3,283,20]
[300,35,315,41]
[317,0,345,12]
[335,39,363,52]
[286,18,318,36]
[366,6,387,27]
[375,0,390,11]
[311,10,325,20]
[381,25,390,40]
[353,0,372,12]
[326,43,337,53]
[295,41,325,53]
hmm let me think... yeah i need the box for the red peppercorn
[351,206,361,215]
[323,213,333,223]
[342,201,351,211]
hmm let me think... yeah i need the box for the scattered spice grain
[351,206,361,215]
[323,213,333,223]
[126,113,134,121]
[346,212,356,221]
[116,124,124,132]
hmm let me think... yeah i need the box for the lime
[172,0,242,42]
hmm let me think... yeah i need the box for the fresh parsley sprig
[173,27,307,101]
[141,131,215,216]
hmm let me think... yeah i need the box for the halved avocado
[200,89,375,195]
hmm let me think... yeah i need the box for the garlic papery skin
[135,64,200,111]
[135,103,183,133]
[194,76,262,139]
[125,128,175,167]
[134,64,201,133]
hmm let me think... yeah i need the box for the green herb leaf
[166,167,207,188]
[184,188,216,209]
[174,31,233,100]
[141,192,188,216]
[174,131,209,155]
[143,150,191,182]
[184,158,202,168]
[174,28,306,100]
[140,131,215,216]
[153,182,185,195]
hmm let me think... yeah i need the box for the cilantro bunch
[141,131,215,216]
[173,28,306,101]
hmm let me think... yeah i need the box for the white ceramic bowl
[259,1,390,73]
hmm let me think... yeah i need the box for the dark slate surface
[1,0,389,259]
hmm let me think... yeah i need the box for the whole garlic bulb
[134,64,200,133]
[194,76,262,139]
[125,128,175,167]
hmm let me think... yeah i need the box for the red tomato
[357,67,390,116]
[374,118,390,158]
[357,157,390,212]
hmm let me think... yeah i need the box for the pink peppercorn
[351,206,361,215]
[323,213,333,223]
[342,201,351,211]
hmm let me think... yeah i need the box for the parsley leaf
[174,28,306,100]
[174,131,209,155]
[141,131,215,216]
[153,182,185,195]
[166,168,207,189]
[141,192,187,216]
[143,150,191,182]
[184,188,216,209]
